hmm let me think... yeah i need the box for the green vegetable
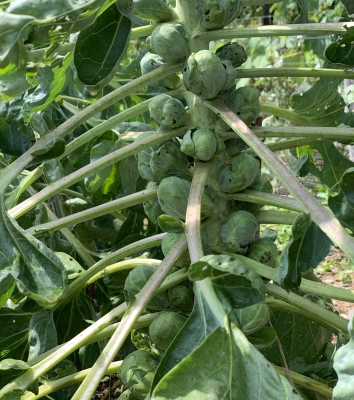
[162,233,190,267]
[183,50,236,99]
[233,302,270,335]
[143,182,164,224]
[216,42,248,68]
[119,349,160,400]
[223,86,260,126]
[132,0,176,23]
[168,285,193,309]
[150,23,190,63]
[181,128,221,161]
[224,136,248,157]
[196,0,242,30]
[136,131,161,182]
[148,94,189,128]
[149,312,187,350]
[140,52,181,89]
[150,142,191,181]
[218,153,260,193]
[246,238,278,268]
[157,176,214,220]
[220,210,259,254]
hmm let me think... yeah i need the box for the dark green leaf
[158,215,185,234]
[114,212,146,246]
[293,0,309,23]
[152,324,302,400]
[0,271,16,308]
[43,159,64,184]
[277,213,333,290]
[325,26,354,67]
[74,4,132,89]
[0,309,31,362]
[23,54,72,121]
[29,137,66,166]
[28,309,57,361]
[328,167,354,234]
[341,0,354,14]
[120,155,139,195]
[189,254,265,309]
[292,154,310,177]
[0,119,32,156]
[333,316,354,400]
[247,326,276,352]
[0,359,30,389]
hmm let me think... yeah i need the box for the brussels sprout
[136,131,161,181]
[150,142,191,181]
[149,312,187,350]
[148,94,189,128]
[140,52,181,89]
[150,23,190,63]
[224,136,248,157]
[162,233,190,267]
[157,176,214,220]
[124,265,170,310]
[223,86,260,126]
[246,238,278,268]
[233,302,269,335]
[143,182,164,223]
[132,0,176,23]
[218,153,260,193]
[196,0,242,30]
[183,50,236,99]
[201,217,223,254]
[220,210,259,254]
[181,128,219,161]
[119,350,160,400]
[216,42,247,68]
[168,285,193,308]
[221,60,237,91]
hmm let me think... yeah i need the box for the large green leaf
[73,4,132,89]
[152,323,303,400]
[333,317,354,400]
[120,155,139,196]
[0,119,32,156]
[277,213,333,290]
[0,272,16,308]
[0,309,32,362]
[325,26,354,67]
[22,54,72,121]
[0,359,30,389]
[341,0,354,13]
[189,254,265,309]
[293,0,309,23]
[328,168,354,234]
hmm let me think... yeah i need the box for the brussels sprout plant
[0,1,354,400]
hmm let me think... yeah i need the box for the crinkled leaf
[333,317,354,400]
[0,119,32,157]
[158,215,185,234]
[28,309,57,361]
[0,271,16,308]
[277,213,333,290]
[325,26,354,67]
[120,155,139,196]
[0,309,31,362]
[23,54,72,121]
[189,254,265,309]
[152,324,303,400]
[74,4,131,89]
[264,309,332,365]
[328,167,354,234]
[0,358,30,389]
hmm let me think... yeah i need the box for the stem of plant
[260,104,314,126]
[236,68,354,79]
[246,137,331,154]
[255,210,297,225]
[70,235,188,400]
[204,99,354,263]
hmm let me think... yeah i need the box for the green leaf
[22,54,72,121]
[293,0,309,23]
[277,213,333,290]
[0,271,16,308]
[29,137,66,166]
[325,26,354,67]
[28,309,58,361]
[0,359,30,389]
[43,159,64,184]
[0,309,31,362]
[55,252,85,280]
[292,154,310,177]
[73,4,132,89]
[328,167,354,234]
[341,0,354,14]
[333,316,354,400]
[247,326,276,352]
[120,155,139,196]
[152,324,302,400]
[189,254,265,309]
[264,309,332,365]
[0,119,32,157]
[158,215,185,234]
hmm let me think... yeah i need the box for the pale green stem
[245,137,331,154]
[21,362,122,400]
[205,99,354,263]
[131,24,156,40]
[194,22,354,41]
[222,125,354,140]
[274,365,333,399]
[71,236,188,400]
[9,126,190,219]
[32,183,88,201]
[232,254,354,303]
[241,0,281,5]
[265,283,349,333]
[255,210,297,225]
[218,190,306,213]
[260,104,313,126]
[236,68,354,79]
[27,189,157,235]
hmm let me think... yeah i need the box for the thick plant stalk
[70,235,188,400]
[205,99,354,263]
[236,68,354,79]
